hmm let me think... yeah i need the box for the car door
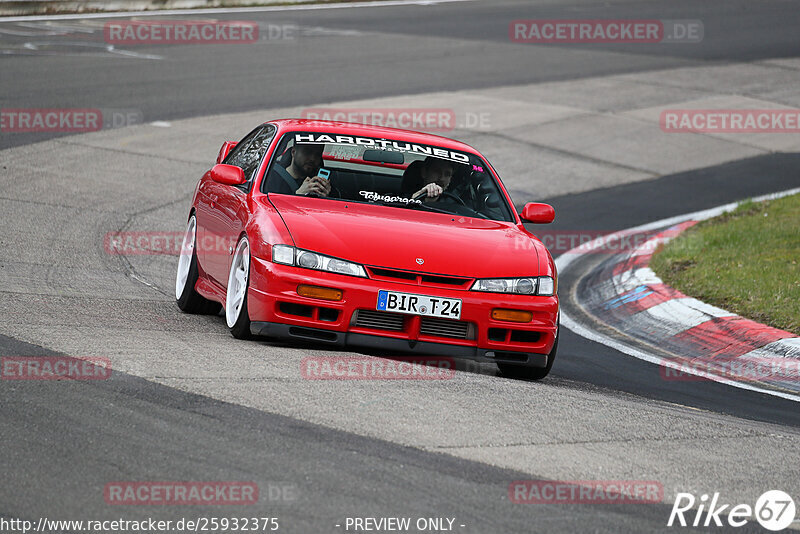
[203,124,276,287]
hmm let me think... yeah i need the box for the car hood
[268,196,542,278]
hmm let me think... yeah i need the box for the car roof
[265,119,480,155]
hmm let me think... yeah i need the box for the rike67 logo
[668,490,796,531]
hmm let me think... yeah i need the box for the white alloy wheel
[226,237,250,328]
[175,215,196,300]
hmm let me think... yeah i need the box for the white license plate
[376,290,462,320]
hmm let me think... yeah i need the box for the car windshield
[262,131,515,222]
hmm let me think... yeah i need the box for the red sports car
[176,119,559,379]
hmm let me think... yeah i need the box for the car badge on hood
[416,258,424,265]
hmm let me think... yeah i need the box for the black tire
[228,292,252,340]
[498,321,559,381]
[176,215,221,315]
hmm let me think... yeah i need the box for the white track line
[0,0,476,23]
[556,186,800,403]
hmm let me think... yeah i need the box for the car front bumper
[247,257,558,368]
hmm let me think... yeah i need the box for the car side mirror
[210,164,246,186]
[520,202,555,224]
[216,141,237,164]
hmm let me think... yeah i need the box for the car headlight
[537,276,555,296]
[471,276,555,296]
[272,244,295,265]
[271,245,367,278]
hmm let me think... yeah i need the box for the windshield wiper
[410,202,456,215]
[362,197,459,216]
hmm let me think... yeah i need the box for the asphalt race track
[1,1,800,533]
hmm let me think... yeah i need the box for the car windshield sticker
[327,144,361,161]
[295,134,470,165]
[359,191,422,204]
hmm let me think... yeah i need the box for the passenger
[266,142,331,197]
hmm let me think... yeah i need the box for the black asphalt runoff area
[0,335,705,533]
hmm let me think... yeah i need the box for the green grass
[650,192,800,335]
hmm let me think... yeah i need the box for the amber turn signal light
[491,309,533,323]
[297,284,343,301]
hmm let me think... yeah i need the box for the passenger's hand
[296,176,331,197]
[414,183,443,200]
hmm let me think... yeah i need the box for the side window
[224,124,277,182]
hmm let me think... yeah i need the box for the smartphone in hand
[317,168,331,180]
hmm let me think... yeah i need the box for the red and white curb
[555,187,800,401]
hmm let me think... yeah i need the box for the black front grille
[369,267,417,281]
[420,274,469,286]
[366,267,472,289]
[353,310,405,331]
[420,317,472,339]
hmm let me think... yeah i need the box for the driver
[266,142,332,197]
[410,156,455,201]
